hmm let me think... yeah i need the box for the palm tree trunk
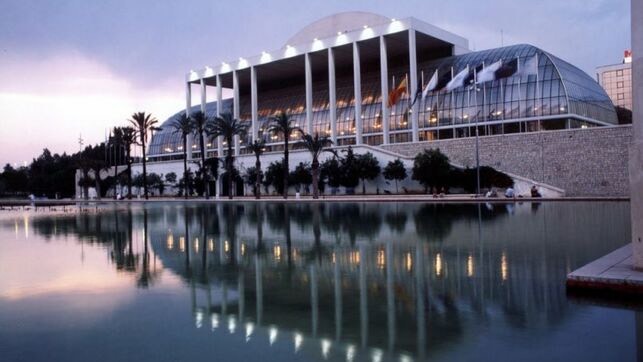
[200,132,209,199]
[362,178,366,195]
[142,139,148,200]
[183,136,188,199]
[227,142,233,199]
[255,157,261,200]
[126,149,132,199]
[312,158,319,199]
[283,137,289,199]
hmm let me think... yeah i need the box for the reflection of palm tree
[137,208,156,288]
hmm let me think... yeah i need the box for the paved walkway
[567,244,643,294]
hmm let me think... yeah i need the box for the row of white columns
[188,30,419,154]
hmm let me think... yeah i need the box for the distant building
[596,50,633,112]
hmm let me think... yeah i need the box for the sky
[0,0,631,166]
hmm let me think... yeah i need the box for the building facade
[596,50,633,112]
[139,12,628,196]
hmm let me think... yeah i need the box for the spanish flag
[387,76,407,108]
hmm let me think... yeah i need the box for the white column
[328,48,337,143]
[380,36,390,145]
[353,42,363,145]
[233,70,240,156]
[631,0,643,268]
[216,75,223,197]
[305,53,313,135]
[200,78,207,158]
[186,82,194,160]
[251,66,258,142]
[409,29,419,143]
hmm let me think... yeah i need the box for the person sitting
[504,187,515,198]
[485,188,498,198]
[530,185,542,197]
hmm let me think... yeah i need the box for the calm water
[0,201,640,362]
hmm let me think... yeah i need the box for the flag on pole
[410,77,423,107]
[387,77,408,107]
[422,70,438,100]
[476,60,503,83]
[495,58,518,79]
[446,65,470,92]
[519,54,538,76]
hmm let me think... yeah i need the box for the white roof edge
[187,16,470,83]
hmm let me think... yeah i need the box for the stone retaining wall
[382,125,632,196]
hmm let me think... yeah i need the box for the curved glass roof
[149,44,616,156]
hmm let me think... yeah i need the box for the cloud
[0,51,184,165]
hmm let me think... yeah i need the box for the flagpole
[474,66,481,197]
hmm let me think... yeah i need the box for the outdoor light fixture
[337,31,342,35]
[363,25,368,29]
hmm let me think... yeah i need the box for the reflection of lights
[467,255,474,277]
[294,332,303,352]
[209,238,214,252]
[405,252,413,272]
[435,253,442,276]
[245,322,254,341]
[332,252,336,264]
[167,232,174,250]
[321,339,331,359]
[241,243,246,256]
[24,215,29,239]
[269,326,278,345]
[179,237,185,252]
[195,310,203,328]
[350,250,360,265]
[400,354,413,362]
[224,240,230,253]
[376,249,385,269]
[228,316,236,334]
[211,313,219,330]
[194,238,199,252]
[371,348,383,362]
[501,252,508,281]
[274,244,282,261]
[346,344,356,362]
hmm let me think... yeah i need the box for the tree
[321,158,341,194]
[299,132,334,199]
[121,127,137,199]
[165,172,177,186]
[267,111,301,199]
[340,146,360,193]
[355,152,380,194]
[207,112,248,199]
[128,112,158,199]
[246,140,265,199]
[383,159,407,193]
[108,127,127,199]
[412,148,451,193]
[170,113,194,199]
[264,159,287,195]
[244,167,260,196]
[290,162,312,193]
[190,110,211,199]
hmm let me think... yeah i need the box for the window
[616,70,623,77]
[617,93,625,100]
[617,81,624,88]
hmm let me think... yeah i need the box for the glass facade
[149,44,617,158]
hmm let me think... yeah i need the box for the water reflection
[13,201,635,361]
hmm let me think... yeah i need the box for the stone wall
[382,125,632,196]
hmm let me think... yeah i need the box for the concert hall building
[142,12,630,197]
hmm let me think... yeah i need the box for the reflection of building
[133,12,632,197]
[596,50,633,112]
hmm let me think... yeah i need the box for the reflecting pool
[0,201,641,361]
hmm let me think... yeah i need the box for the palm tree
[171,113,194,199]
[207,112,248,199]
[128,112,158,200]
[246,139,266,199]
[121,127,136,199]
[191,110,211,199]
[267,111,300,199]
[299,132,335,199]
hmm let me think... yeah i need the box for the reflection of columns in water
[386,240,396,352]
[238,272,245,322]
[334,251,342,341]
[255,254,263,325]
[190,280,197,315]
[219,238,226,264]
[221,282,228,317]
[310,264,319,337]
[415,242,426,359]
[359,245,368,348]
